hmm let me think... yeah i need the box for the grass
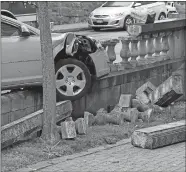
[2,101,185,172]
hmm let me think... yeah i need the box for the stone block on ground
[107,111,124,125]
[75,118,87,135]
[96,108,107,115]
[131,99,149,112]
[94,113,108,125]
[61,119,76,139]
[138,109,153,122]
[84,111,95,127]
[131,120,186,149]
[118,94,132,108]
[121,108,139,124]
[95,107,124,125]
[136,81,156,105]
[149,75,183,107]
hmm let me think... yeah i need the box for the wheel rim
[56,64,86,96]
[159,15,165,20]
[125,17,133,26]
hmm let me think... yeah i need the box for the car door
[1,18,42,89]
[140,1,166,20]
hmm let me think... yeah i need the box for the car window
[140,1,156,5]
[102,1,132,7]
[1,22,20,37]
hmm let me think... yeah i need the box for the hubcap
[56,64,86,96]
[126,18,133,25]
[159,15,165,20]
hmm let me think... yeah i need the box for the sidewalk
[52,22,91,33]
[17,139,185,172]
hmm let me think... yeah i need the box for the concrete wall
[1,89,43,126]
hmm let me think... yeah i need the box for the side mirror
[133,2,141,7]
[20,25,30,37]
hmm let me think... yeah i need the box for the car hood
[51,32,67,48]
[92,7,131,15]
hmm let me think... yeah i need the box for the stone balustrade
[101,18,186,72]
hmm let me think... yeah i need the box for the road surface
[75,29,129,63]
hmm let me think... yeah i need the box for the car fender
[53,41,65,59]
[89,48,110,78]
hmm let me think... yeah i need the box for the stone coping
[127,18,186,36]
[101,58,185,80]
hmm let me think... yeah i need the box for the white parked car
[165,1,179,14]
[88,1,169,31]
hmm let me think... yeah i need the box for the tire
[123,15,134,30]
[55,58,91,101]
[158,13,166,20]
[92,27,101,31]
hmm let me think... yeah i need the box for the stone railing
[101,18,186,72]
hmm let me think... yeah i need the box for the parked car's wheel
[55,58,91,101]
[158,13,166,20]
[92,27,101,31]
[123,15,134,30]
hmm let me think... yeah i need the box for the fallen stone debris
[58,74,184,144]
[149,75,184,107]
[75,118,87,135]
[60,117,76,139]
[131,120,186,149]
[136,81,156,105]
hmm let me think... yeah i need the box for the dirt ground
[1,101,185,172]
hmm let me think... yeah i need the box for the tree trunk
[37,2,59,145]
[0,2,2,167]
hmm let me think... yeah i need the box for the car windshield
[102,1,132,7]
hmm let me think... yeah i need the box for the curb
[17,138,131,172]
[52,26,92,33]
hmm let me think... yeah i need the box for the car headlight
[111,12,125,17]
[89,12,94,18]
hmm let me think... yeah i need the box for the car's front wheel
[55,58,91,101]
[158,13,166,20]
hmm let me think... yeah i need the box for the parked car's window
[137,1,156,6]
[102,1,132,7]
[1,22,20,37]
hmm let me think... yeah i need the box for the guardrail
[100,18,186,72]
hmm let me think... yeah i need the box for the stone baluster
[168,31,175,59]
[137,35,148,65]
[106,39,119,64]
[145,34,156,63]
[101,41,108,50]
[129,37,138,67]
[161,32,171,60]
[152,33,163,61]
[106,39,119,72]
[119,36,132,70]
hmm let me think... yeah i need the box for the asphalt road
[75,29,129,63]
